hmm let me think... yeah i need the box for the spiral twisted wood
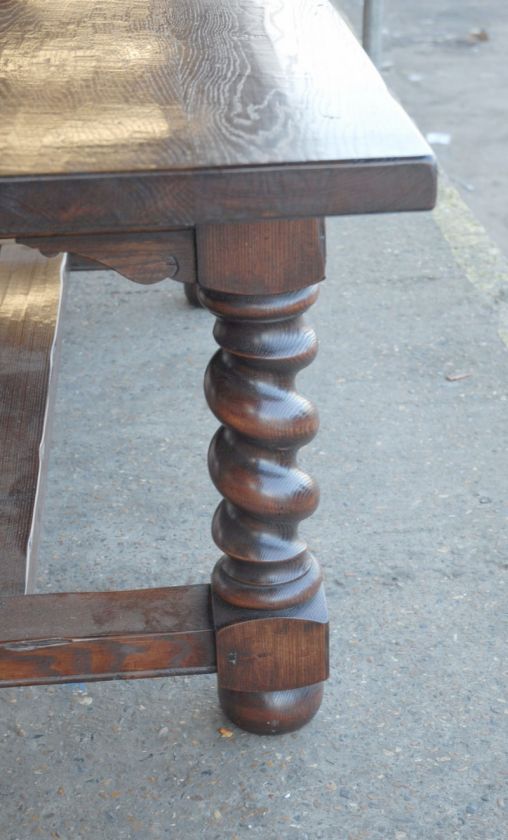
[201,284,322,612]
[200,282,327,734]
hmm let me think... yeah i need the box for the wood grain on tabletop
[0,0,431,177]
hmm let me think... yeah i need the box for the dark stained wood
[0,160,436,239]
[18,230,197,286]
[0,584,215,687]
[68,254,111,272]
[219,683,325,736]
[196,219,325,295]
[216,618,329,692]
[0,584,211,641]
[0,0,436,238]
[202,282,323,609]
[0,243,67,595]
[199,257,328,733]
[0,0,432,176]
[0,0,439,733]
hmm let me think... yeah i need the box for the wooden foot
[218,684,324,736]
[200,282,328,734]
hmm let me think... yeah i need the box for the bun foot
[218,683,324,735]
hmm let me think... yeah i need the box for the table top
[0,0,435,236]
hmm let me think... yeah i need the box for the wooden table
[0,0,436,734]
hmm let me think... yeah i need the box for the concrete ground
[338,0,508,258]
[2,4,508,840]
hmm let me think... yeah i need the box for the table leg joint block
[216,616,329,693]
